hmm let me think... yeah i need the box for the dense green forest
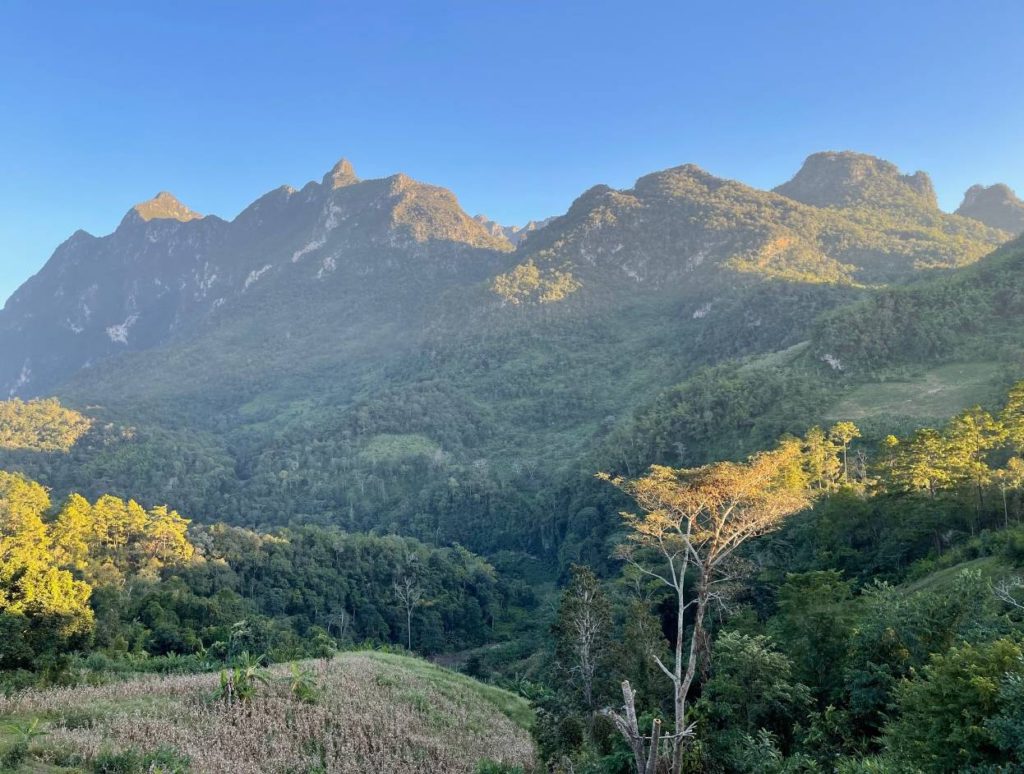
[532,385,1024,773]
[811,234,1024,373]
[0,463,530,687]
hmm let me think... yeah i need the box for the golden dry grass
[0,652,535,773]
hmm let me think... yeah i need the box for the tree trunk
[673,581,708,774]
[604,681,661,774]
[646,718,661,774]
[672,582,685,768]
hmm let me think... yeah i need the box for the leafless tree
[324,610,351,641]
[394,573,424,651]
[556,566,610,710]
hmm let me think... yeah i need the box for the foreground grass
[365,652,533,731]
[0,652,535,773]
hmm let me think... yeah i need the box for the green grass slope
[824,362,1007,420]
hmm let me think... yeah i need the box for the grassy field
[826,362,1005,421]
[0,652,534,773]
[901,556,1012,595]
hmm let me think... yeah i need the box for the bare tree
[555,565,611,710]
[606,680,662,774]
[599,438,812,774]
[394,573,424,651]
[829,421,861,483]
[324,610,351,641]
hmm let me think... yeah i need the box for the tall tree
[993,457,1024,527]
[553,564,612,710]
[393,572,424,651]
[599,438,812,774]
[1000,380,1024,453]
[890,428,954,496]
[803,427,841,492]
[0,472,93,661]
[944,406,1005,530]
[829,421,861,484]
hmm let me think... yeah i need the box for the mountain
[490,155,1005,310]
[473,214,554,246]
[956,183,1024,235]
[0,151,1016,558]
[130,190,204,223]
[773,150,937,210]
[0,159,508,398]
[3,151,1006,400]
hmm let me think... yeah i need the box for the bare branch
[994,576,1024,611]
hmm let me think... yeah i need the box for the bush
[0,740,29,770]
[91,746,190,773]
[1002,528,1024,564]
[475,760,525,774]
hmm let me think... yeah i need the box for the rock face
[129,192,203,223]
[956,184,1024,235]
[774,151,937,210]
[0,159,509,397]
[322,158,360,189]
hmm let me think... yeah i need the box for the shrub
[475,760,525,774]
[91,746,190,773]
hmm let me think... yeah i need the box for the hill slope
[0,652,534,773]
[599,233,1024,481]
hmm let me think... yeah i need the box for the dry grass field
[0,652,535,773]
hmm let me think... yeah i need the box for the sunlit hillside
[0,652,534,773]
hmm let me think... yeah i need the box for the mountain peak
[322,158,360,189]
[129,192,202,223]
[473,214,553,247]
[956,183,1024,235]
[774,151,937,210]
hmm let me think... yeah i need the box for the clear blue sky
[2,1,1023,305]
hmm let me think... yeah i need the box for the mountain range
[4,151,1015,398]
[2,150,1023,557]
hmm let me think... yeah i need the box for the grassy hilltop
[0,652,534,773]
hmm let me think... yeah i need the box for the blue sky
[2,1,1023,305]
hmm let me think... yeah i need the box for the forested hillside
[0,152,1015,565]
[534,382,1024,772]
